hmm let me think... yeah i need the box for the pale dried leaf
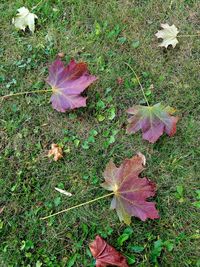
[12,7,38,33]
[155,23,179,48]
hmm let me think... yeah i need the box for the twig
[178,34,200,38]
[32,0,44,10]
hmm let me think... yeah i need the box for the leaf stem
[40,192,114,220]
[178,34,200,38]
[124,62,150,106]
[0,89,52,100]
[32,0,44,10]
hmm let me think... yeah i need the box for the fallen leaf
[0,206,5,214]
[12,7,38,33]
[89,235,129,267]
[155,23,179,48]
[55,187,72,196]
[48,144,63,161]
[117,77,124,85]
[57,52,65,58]
[101,153,159,224]
[126,103,179,143]
[46,59,97,112]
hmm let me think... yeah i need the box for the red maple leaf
[89,235,129,267]
[46,59,97,112]
[101,153,159,224]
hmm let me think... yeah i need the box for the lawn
[0,0,200,266]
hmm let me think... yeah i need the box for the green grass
[0,0,200,266]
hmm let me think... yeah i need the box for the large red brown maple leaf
[101,153,159,224]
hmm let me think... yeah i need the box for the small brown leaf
[117,77,124,85]
[48,143,63,161]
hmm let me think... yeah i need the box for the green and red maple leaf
[126,103,179,143]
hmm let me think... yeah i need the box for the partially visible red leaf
[89,235,129,267]
[46,59,97,112]
[126,103,179,143]
[101,153,159,224]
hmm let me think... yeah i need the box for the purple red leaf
[101,153,159,224]
[126,103,179,143]
[89,235,129,267]
[46,59,97,112]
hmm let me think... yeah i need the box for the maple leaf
[101,153,159,224]
[12,7,38,33]
[89,235,129,267]
[126,103,179,143]
[155,23,179,48]
[48,144,63,161]
[46,59,97,112]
